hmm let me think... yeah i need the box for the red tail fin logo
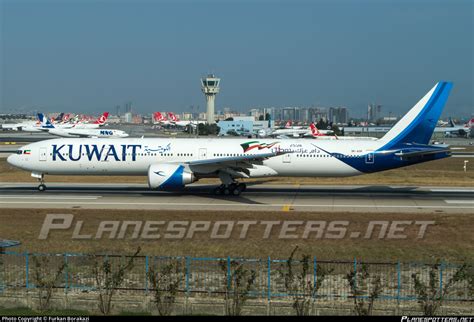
[167,112,179,122]
[95,112,109,125]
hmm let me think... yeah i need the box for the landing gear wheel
[213,187,222,195]
[237,183,247,192]
[223,187,231,195]
[38,184,46,192]
[232,185,242,196]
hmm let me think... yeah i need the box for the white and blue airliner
[7,82,453,195]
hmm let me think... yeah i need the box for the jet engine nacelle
[147,163,196,190]
[257,129,267,138]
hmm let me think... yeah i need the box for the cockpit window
[16,150,22,155]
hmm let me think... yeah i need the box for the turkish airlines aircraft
[8,82,453,196]
[259,123,334,138]
[152,112,171,126]
[167,112,205,127]
[309,123,329,137]
[44,112,109,130]
[69,112,109,129]
[283,120,303,129]
[433,117,473,137]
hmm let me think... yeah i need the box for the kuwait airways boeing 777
[7,82,453,196]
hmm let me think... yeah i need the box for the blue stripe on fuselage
[313,144,450,174]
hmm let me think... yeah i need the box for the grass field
[0,209,472,263]
[1,156,473,186]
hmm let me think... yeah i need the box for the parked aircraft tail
[310,123,324,137]
[93,112,109,125]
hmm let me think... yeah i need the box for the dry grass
[1,157,473,186]
[0,209,472,262]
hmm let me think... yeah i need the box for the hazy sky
[1,0,473,118]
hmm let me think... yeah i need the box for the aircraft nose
[7,153,19,167]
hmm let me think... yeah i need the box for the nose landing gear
[32,173,46,192]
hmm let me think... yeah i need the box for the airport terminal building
[218,117,273,136]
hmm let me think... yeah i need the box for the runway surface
[0,182,473,213]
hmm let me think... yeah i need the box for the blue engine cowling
[147,163,195,190]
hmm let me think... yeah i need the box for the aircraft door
[39,147,47,161]
[199,148,207,159]
[282,153,291,163]
[365,152,375,164]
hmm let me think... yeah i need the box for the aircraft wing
[185,150,288,166]
[62,131,95,138]
[69,133,92,138]
[181,150,290,179]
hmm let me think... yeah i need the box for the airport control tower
[201,74,220,124]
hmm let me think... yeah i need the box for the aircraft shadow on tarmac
[0,183,422,194]
[2,182,463,201]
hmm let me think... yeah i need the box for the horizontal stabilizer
[394,148,451,160]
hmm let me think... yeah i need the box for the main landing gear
[213,182,247,196]
[213,171,247,196]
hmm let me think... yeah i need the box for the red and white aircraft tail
[465,118,474,128]
[167,112,179,122]
[310,123,338,139]
[62,113,71,123]
[310,123,325,137]
[93,112,109,126]
[153,112,169,124]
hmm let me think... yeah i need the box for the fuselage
[7,137,449,179]
[47,128,129,138]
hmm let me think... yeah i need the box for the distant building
[198,112,207,120]
[281,107,300,122]
[125,102,133,114]
[133,115,143,124]
[328,107,349,124]
[123,112,133,123]
[218,120,253,136]
[308,107,328,123]
[218,119,273,136]
[368,103,382,123]
[181,112,194,121]
[107,115,121,124]
[382,116,398,124]
[233,116,254,122]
